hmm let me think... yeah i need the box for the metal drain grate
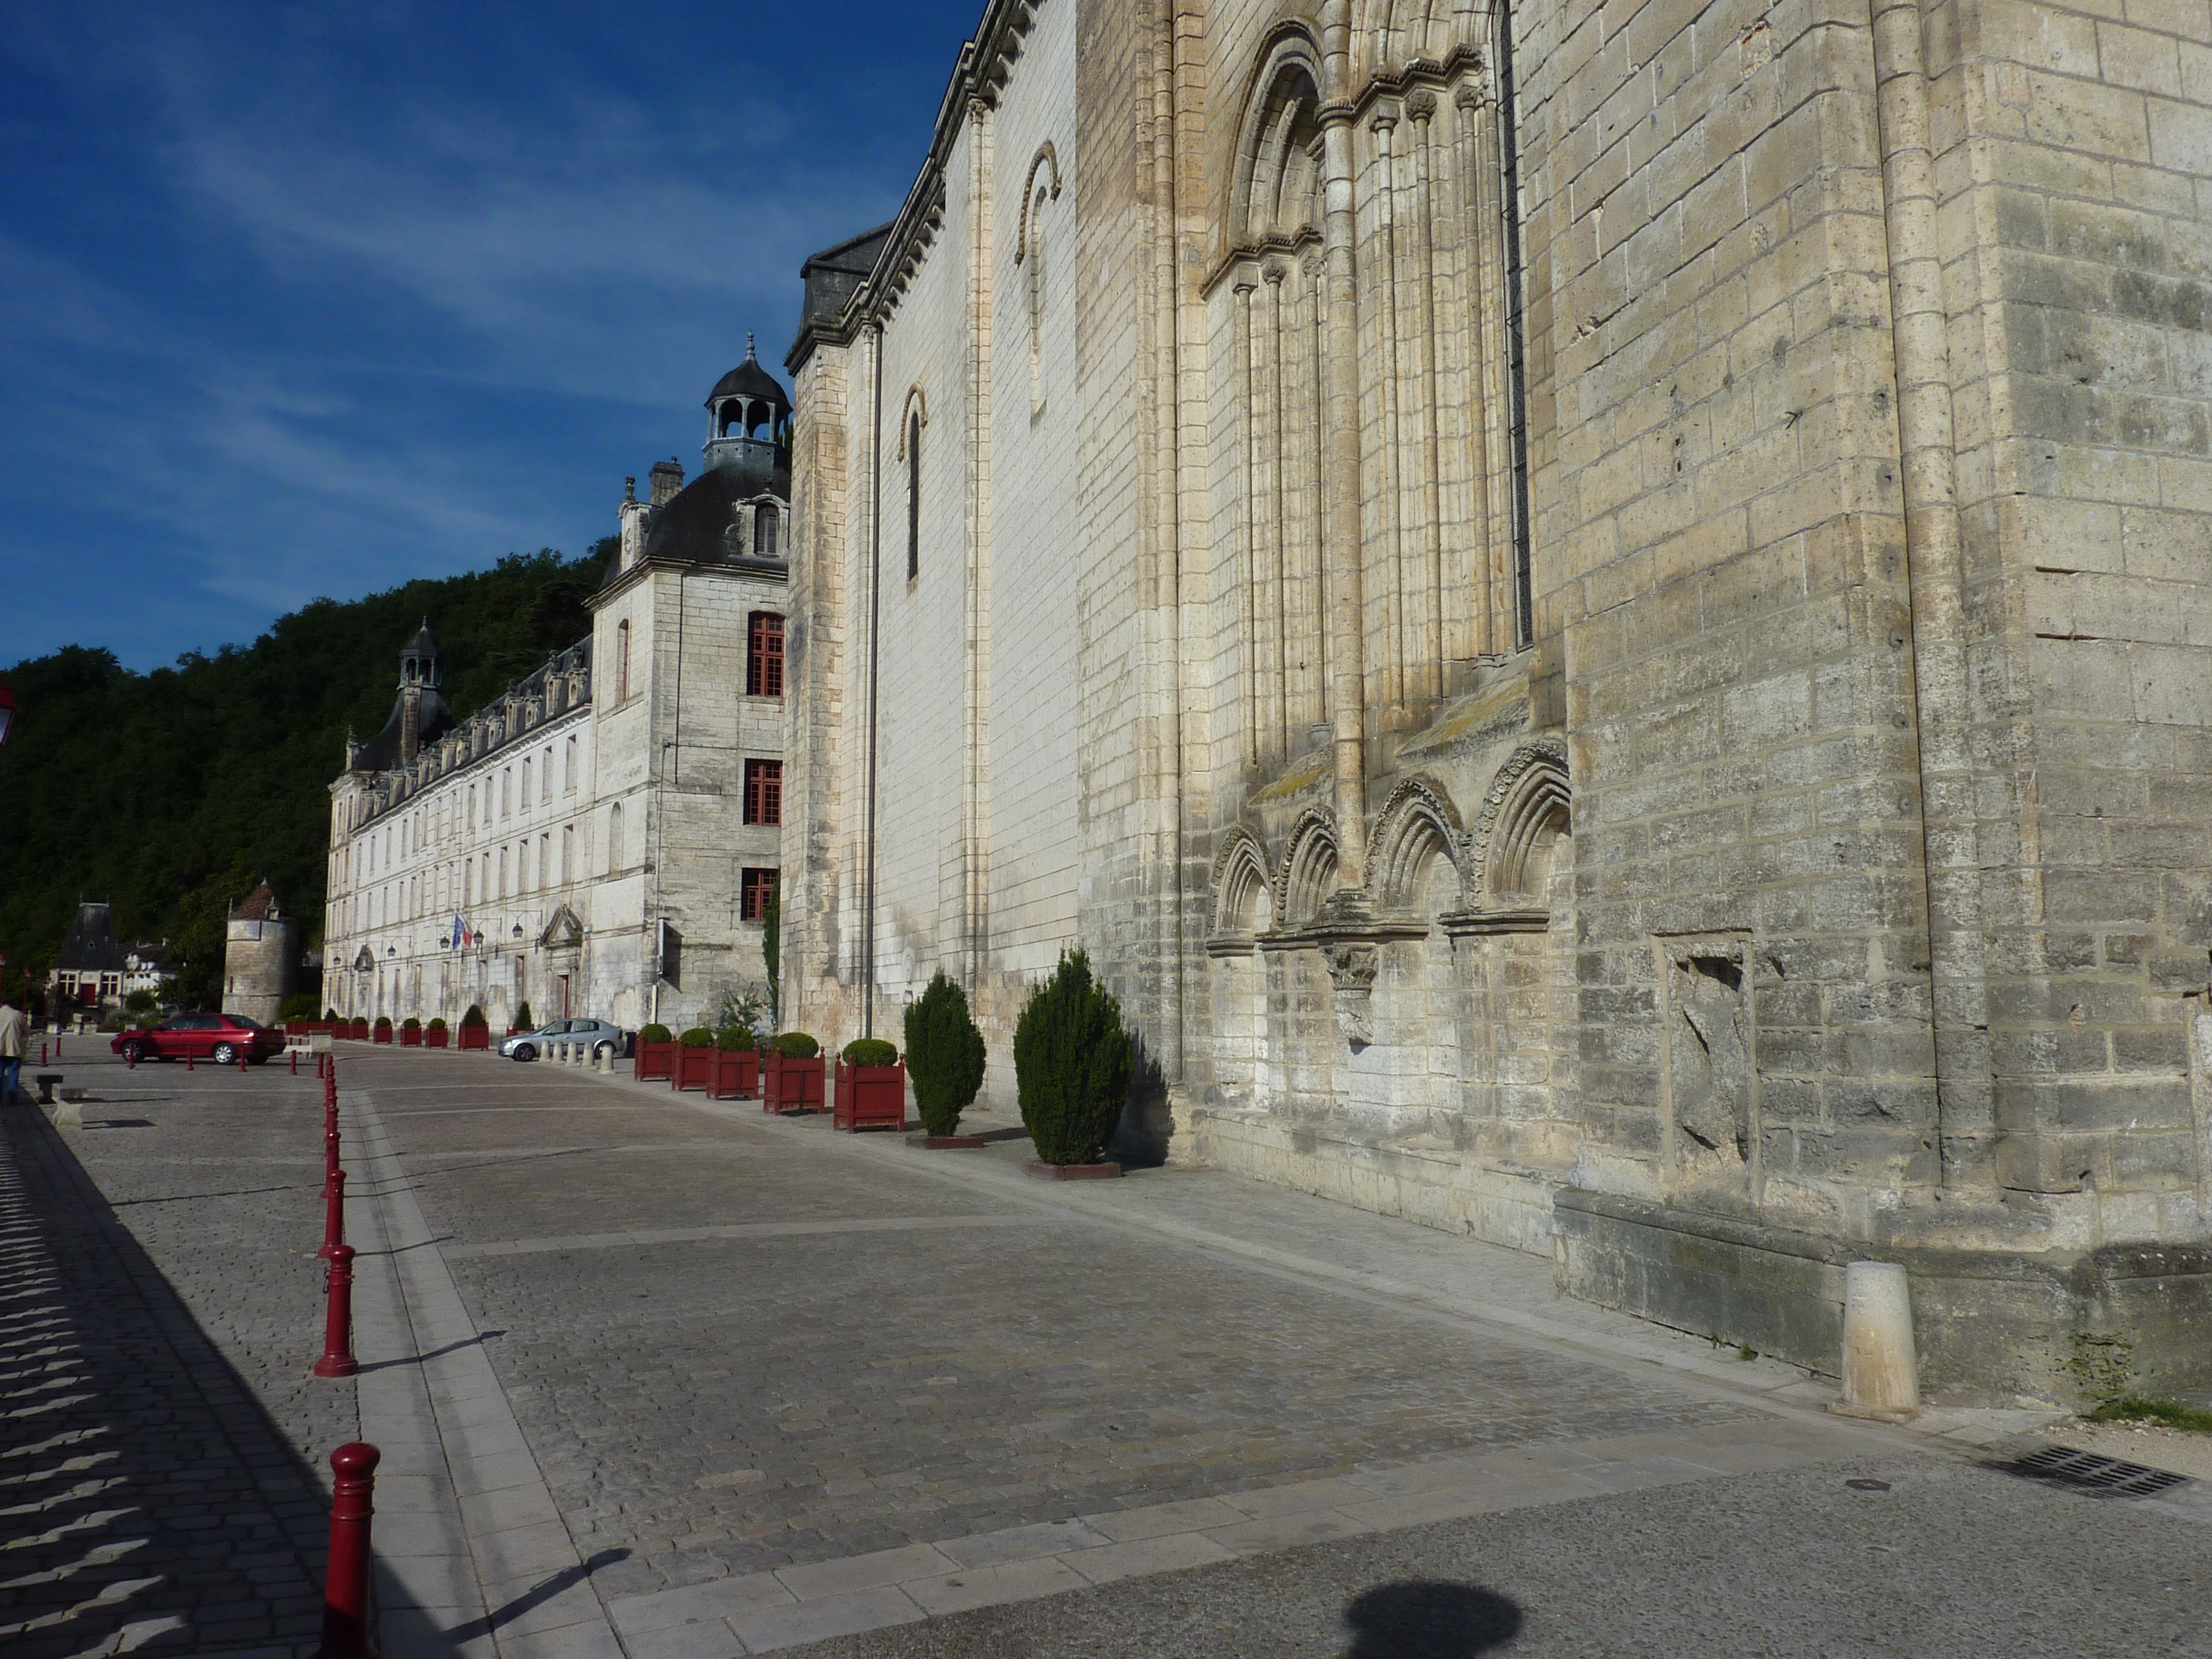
[2008,1444,2190,1498]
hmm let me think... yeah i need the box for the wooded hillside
[0,544,611,1008]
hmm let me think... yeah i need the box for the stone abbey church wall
[785,0,2212,1403]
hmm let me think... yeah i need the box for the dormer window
[754,504,780,560]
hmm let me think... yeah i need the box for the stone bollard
[312,1442,381,1659]
[319,1170,347,1261]
[598,1046,614,1075]
[1829,1261,1919,1422]
[314,1245,360,1378]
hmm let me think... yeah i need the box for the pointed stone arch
[1211,827,1277,937]
[1279,809,1340,927]
[1470,738,1570,905]
[1370,777,1468,913]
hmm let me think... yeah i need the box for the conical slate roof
[57,902,124,973]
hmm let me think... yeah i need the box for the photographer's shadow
[1342,1581,1523,1657]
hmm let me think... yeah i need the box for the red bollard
[313,1244,359,1378]
[186,1053,195,1072]
[312,1442,381,1659]
[318,1169,347,1260]
[55,1036,62,1058]
[326,1127,341,1184]
[39,1041,47,1066]
[126,1047,136,1070]
[290,1050,299,1075]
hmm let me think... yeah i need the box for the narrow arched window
[608,802,623,874]
[754,503,780,560]
[906,410,922,580]
[615,618,632,702]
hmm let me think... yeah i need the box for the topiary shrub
[280,991,320,1021]
[1013,948,1132,1166]
[427,1017,447,1031]
[773,1031,820,1059]
[324,1007,343,1023]
[679,1026,715,1048]
[905,970,987,1138]
[460,1004,488,1028]
[842,1037,899,1068]
[516,1000,535,1028]
[637,1022,673,1044]
[402,1016,422,1031]
[716,1026,757,1051]
[374,1015,394,1031]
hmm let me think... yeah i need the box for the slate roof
[57,902,124,973]
[230,881,283,922]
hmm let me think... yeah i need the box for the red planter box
[834,1060,907,1132]
[426,1028,449,1049]
[634,1040,678,1082]
[762,1051,825,1114]
[372,1025,394,1044]
[350,1019,369,1040]
[708,1048,759,1100]
[457,1024,489,1051]
[671,1045,716,1091]
[400,1027,423,1047]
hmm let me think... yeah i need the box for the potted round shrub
[373,1015,395,1045]
[350,1017,369,1040]
[458,1004,491,1051]
[905,971,988,1147]
[633,1022,677,1082]
[762,1031,824,1114]
[400,1016,423,1047]
[834,1038,906,1132]
[508,999,534,1041]
[1013,948,1131,1179]
[672,1026,717,1091]
[709,1026,759,1099]
[426,1016,449,1050]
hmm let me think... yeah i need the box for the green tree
[0,543,612,1002]
[905,970,987,1138]
[1012,948,1131,1166]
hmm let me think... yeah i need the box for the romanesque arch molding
[895,384,929,457]
[1211,828,1277,937]
[1015,141,1061,264]
[1228,31,1327,251]
[1370,777,1467,913]
[1355,0,1489,82]
[1471,739,1570,903]
[1279,809,1340,927]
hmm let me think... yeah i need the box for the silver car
[501,1018,627,1062]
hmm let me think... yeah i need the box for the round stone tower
[223,880,297,1024]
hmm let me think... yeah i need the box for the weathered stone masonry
[785,0,2212,1403]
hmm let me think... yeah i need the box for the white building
[324,350,793,1034]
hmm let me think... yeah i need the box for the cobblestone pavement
[0,1048,347,1658]
[353,1053,1772,1606]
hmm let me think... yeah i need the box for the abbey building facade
[325,353,794,1036]
[781,0,2212,1399]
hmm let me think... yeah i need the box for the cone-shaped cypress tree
[905,970,988,1136]
[1013,948,1132,1165]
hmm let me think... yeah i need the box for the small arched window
[615,618,632,702]
[754,503,780,560]
[907,410,922,581]
[608,802,623,874]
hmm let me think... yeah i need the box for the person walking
[0,994,25,1106]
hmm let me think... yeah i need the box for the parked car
[500,1018,628,1063]
[113,1013,286,1067]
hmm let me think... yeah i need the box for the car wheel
[512,1044,535,1062]
[120,1041,143,1064]
[212,1042,238,1065]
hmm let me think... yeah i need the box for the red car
[113,1013,285,1066]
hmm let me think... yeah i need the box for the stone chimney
[649,457,685,507]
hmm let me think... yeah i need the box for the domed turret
[703,335,791,494]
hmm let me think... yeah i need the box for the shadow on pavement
[1342,1581,1524,1657]
[0,1105,335,1658]
[444,1547,630,1643]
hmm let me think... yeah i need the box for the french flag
[453,914,473,950]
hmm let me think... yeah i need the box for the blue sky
[1,1,977,670]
